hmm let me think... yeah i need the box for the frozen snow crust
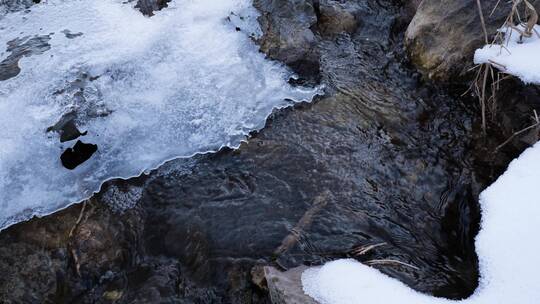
[303,141,540,303]
[0,0,319,230]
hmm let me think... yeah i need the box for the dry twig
[365,259,420,271]
[68,200,88,277]
[495,110,540,151]
[350,242,386,256]
[476,0,490,44]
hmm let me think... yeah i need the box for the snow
[0,0,320,230]
[302,141,540,304]
[474,25,540,84]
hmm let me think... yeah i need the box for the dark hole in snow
[61,140,97,170]
[135,0,171,16]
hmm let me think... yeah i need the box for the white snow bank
[0,0,319,230]
[302,141,540,304]
[475,25,540,84]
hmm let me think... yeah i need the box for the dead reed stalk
[469,0,539,136]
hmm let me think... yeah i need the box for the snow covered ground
[475,25,540,84]
[302,141,540,304]
[0,0,319,230]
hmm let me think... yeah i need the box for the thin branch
[477,0,490,44]
[69,201,87,238]
[488,59,507,70]
[365,259,420,271]
[490,0,503,17]
[350,243,387,256]
[68,201,88,277]
[495,110,540,151]
[481,64,489,134]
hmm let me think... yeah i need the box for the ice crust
[302,142,540,303]
[0,0,319,230]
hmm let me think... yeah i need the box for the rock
[103,290,123,301]
[315,1,358,36]
[0,243,63,303]
[254,0,320,82]
[251,265,268,291]
[264,266,318,304]
[0,200,145,303]
[405,0,540,83]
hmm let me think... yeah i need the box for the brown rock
[317,1,358,36]
[405,0,540,83]
[254,0,320,82]
[251,265,268,291]
[264,266,319,304]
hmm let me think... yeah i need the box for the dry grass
[495,110,540,151]
[491,0,539,45]
[350,242,386,256]
[67,198,95,277]
[349,242,420,271]
[365,259,420,271]
[468,0,539,136]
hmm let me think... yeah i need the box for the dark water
[1,0,538,303]
[61,140,98,170]
[110,0,485,299]
[135,88,480,300]
[124,1,484,300]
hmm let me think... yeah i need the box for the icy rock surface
[302,142,540,303]
[0,0,319,230]
[475,25,540,84]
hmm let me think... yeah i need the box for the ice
[0,0,319,230]
[474,25,540,84]
[302,141,540,304]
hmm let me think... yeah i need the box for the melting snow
[302,142,540,303]
[475,25,540,84]
[0,0,319,230]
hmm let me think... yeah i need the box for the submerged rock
[314,1,358,37]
